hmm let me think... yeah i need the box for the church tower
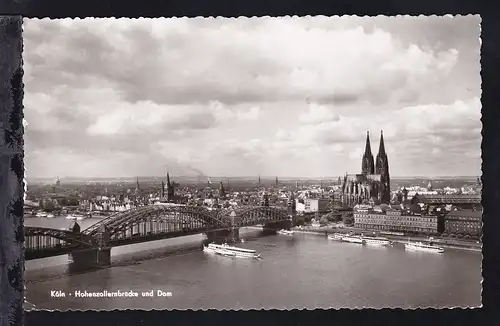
[375,130,390,204]
[135,177,140,197]
[361,131,375,175]
[219,181,226,199]
[166,172,175,201]
[160,180,165,198]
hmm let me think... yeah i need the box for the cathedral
[341,130,391,206]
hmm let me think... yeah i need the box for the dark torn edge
[0,11,497,326]
[0,16,24,326]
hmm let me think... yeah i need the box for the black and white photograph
[22,15,482,310]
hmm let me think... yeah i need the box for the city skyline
[23,16,481,178]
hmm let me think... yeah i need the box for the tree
[343,213,354,226]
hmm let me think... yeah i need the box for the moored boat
[341,234,365,244]
[328,233,344,241]
[404,240,444,254]
[361,235,393,246]
[277,229,294,236]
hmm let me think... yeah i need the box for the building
[303,198,330,213]
[341,131,391,206]
[354,207,438,235]
[411,193,482,210]
[444,209,482,238]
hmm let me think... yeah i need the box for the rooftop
[446,210,483,218]
[414,194,481,204]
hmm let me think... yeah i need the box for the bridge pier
[69,247,111,270]
[206,228,240,243]
[263,220,292,235]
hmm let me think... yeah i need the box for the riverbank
[291,226,482,252]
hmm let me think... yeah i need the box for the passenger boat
[277,229,294,236]
[204,243,261,258]
[361,235,393,246]
[66,213,88,221]
[404,240,444,254]
[328,233,344,241]
[203,244,236,257]
[35,212,47,218]
[341,234,365,244]
[46,213,55,218]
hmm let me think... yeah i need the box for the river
[25,216,482,310]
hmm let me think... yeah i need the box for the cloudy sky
[23,16,481,179]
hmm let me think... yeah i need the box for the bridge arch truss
[218,206,290,227]
[25,205,292,260]
[24,227,95,259]
[83,205,232,239]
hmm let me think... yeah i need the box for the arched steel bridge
[25,204,291,260]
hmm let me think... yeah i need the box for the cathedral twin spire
[361,131,375,175]
[375,130,389,177]
[362,130,388,176]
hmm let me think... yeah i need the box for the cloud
[237,106,260,121]
[22,16,481,178]
[85,101,218,136]
[24,18,461,107]
[299,103,340,124]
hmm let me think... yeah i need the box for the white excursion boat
[204,243,261,259]
[277,229,294,236]
[404,241,444,254]
[328,233,345,241]
[46,213,55,218]
[35,212,47,218]
[66,213,88,221]
[361,235,393,246]
[203,245,236,257]
[341,234,365,244]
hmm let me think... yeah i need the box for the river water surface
[25,216,482,310]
